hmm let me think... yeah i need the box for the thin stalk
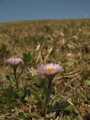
[13,67,19,91]
[43,78,53,120]
[13,67,17,80]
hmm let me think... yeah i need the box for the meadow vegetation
[0,19,90,120]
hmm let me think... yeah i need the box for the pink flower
[7,58,23,66]
[37,63,63,75]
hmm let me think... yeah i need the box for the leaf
[84,79,90,86]
[30,75,40,86]
[48,105,74,112]
[41,78,50,99]
[30,88,43,104]
[22,52,31,62]
[65,115,72,120]
[52,95,62,106]
[6,85,13,104]
[43,85,50,99]
[30,53,35,62]
[22,51,35,64]
[6,75,15,85]
[42,78,48,87]
[17,90,25,98]
[0,86,8,90]
[18,113,26,119]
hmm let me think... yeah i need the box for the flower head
[37,63,63,76]
[7,58,23,66]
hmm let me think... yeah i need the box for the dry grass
[0,19,90,120]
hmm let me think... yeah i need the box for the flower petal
[37,63,63,76]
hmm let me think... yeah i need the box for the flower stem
[13,67,19,91]
[48,79,52,91]
[42,78,53,119]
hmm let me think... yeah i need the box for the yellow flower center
[46,68,55,74]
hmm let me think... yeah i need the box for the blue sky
[0,0,90,23]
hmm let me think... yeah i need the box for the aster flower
[7,58,23,66]
[37,63,63,118]
[37,63,63,76]
[7,57,23,91]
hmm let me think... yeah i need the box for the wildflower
[37,63,63,76]
[7,57,23,91]
[37,63,63,118]
[7,57,23,66]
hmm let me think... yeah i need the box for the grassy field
[0,19,90,120]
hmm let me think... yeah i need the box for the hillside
[0,19,90,120]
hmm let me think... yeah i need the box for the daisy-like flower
[7,57,23,66]
[7,57,23,91]
[37,63,63,76]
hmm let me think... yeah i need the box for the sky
[0,0,90,23]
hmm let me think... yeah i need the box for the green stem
[43,78,53,119]
[13,67,19,91]
[48,79,52,91]
[44,105,47,120]
[13,67,16,80]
